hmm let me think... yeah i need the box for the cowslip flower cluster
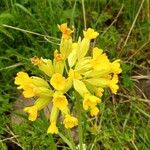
[15,23,122,134]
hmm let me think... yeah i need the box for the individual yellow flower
[53,50,65,74]
[91,47,111,72]
[95,87,104,97]
[54,50,65,62]
[15,72,32,89]
[58,23,74,39]
[111,59,122,74]
[108,74,119,94]
[76,28,98,60]
[90,107,99,116]
[83,94,101,110]
[31,57,54,77]
[58,23,73,59]
[47,122,58,134]
[48,106,59,134]
[63,115,78,129]
[15,72,52,98]
[15,72,35,98]
[52,92,68,110]
[50,73,66,91]
[83,28,99,40]
[24,105,38,121]
[24,97,51,121]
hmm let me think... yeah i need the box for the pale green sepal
[73,79,89,97]
[85,78,108,87]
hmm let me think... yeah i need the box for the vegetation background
[0,0,150,149]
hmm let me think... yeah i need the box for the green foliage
[12,118,57,150]
[121,63,133,89]
[0,0,149,149]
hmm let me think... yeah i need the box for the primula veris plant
[15,23,122,134]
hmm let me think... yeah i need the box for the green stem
[58,131,76,150]
[75,93,83,150]
[67,129,76,150]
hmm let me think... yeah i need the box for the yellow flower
[53,50,65,74]
[83,94,101,110]
[90,107,99,116]
[48,105,59,134]
[54,50,65,62]
[24,97,50,121]
[108,74,119,94]
[58,23,74,39]
[83,28,99,40]
[95,87,104,97]
[47,122,58,134]
[15,72,35,98]
[63,115,78,129]
[53,92,68,110]
[15,72,32,89]
[24,105,38,121]
[111,59,122,74]
[50,73,66,91]
[15,72,52,98]
[31,57,54,77]
[91,47,111,72]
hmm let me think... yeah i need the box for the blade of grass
[58,132,75,150]
[81,0,86,30]
[119,0,145,56]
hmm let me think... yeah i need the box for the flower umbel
[14,23,122,134]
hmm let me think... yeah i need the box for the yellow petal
[83,94,101,110]
[83,28,99,40]
[90,107,99,116]
[63,115,78,129]
[24,105,38,121]
[50,73,66,91]
[47,122,58,134]
[58,23,74,39]
[108,74,119,94]
[53,92,68,110]
[111,59,122,74]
